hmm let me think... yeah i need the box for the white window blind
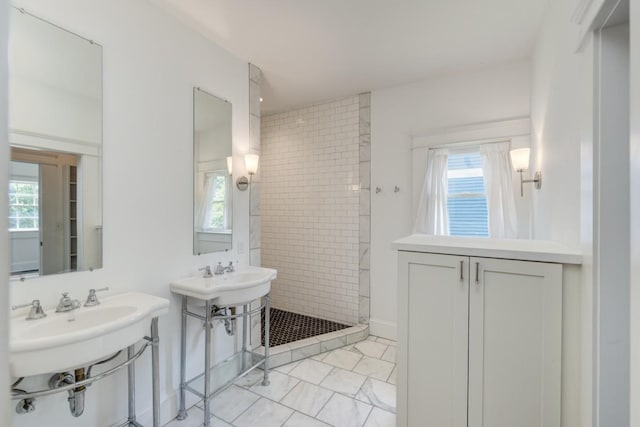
[446,149,489,237]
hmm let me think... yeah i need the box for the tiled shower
[260,93,371,331]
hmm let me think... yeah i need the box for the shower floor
[261,308,351,347]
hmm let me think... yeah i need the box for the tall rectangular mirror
[193,88,233,254]
[8,8,102,277]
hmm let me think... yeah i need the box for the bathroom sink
[10,292,169,378]
[170,266,277,305]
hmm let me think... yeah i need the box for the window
[9,180,39,231]
[206,173,229,230]
[447,149,488,237]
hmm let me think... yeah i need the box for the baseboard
[368,318,397,340]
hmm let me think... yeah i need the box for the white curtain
[413,148,449,235]
[197,173,217,230]
[480,142,518,238]
[222,174,232,229]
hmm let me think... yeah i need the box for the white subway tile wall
[261,96,361,324]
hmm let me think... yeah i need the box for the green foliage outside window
[208,175,227,229]
[8,181,39,230]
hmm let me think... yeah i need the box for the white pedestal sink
[170,265,277,305]
[10,292,169,378]
[170,265,276,427]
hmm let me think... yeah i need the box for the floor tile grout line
[360,405,375,427]
[227,388,263,425]
[279,410,296,427]
[313,391,346,426]
[279,385,336,420]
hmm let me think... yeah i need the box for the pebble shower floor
[261,308,351,346]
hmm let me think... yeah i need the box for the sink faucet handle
[226,261,235,273]
[85,287,109,307]
[11,300,36,310]
[12,299,47,320]
[199,265,214,278]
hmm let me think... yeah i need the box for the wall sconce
[236,154,259,191]
[226,156,233,175]
[245,154,259,176]
[510,148,542,197]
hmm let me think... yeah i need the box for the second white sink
[11,292,169,378]
[171,266,277,305]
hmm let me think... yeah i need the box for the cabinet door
[398,251,469,427]
[468,258,562,427]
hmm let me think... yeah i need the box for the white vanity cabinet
[393,235,582,427]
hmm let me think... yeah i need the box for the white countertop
[392,234,582,264]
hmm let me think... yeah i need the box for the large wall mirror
[193,88,233,255]
[8,8,102,278]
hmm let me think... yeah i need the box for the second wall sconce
[236,153,259,191]
[510,148,542,197]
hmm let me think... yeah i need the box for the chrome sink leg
[151,317,160,427]
[127,345,137,425]
[177,296,188,421]
[203,299,212,427]
[262,294,270,386]
[242,304,248,372]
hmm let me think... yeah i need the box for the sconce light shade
[245,154,259,175]
[510,147,542,197]
[510,148,530,172]
[226,156,233,175]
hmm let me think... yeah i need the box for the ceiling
[153,0,550,114]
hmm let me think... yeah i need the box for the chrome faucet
[12,299,46,320]
[84,287,109,307]
[213,261,235,275]
[55,293,81,313]
[199,265,213,278]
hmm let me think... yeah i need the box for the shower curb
[253,324,369,368]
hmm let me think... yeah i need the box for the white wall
[530,1,592,424]
[530,0,636,426]
[8,1,251,426]
[369,60,531,339]
[10,76,101,144]
[1,0,11,424]
[530,1,585,247]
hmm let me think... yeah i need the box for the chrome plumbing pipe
[11,343,150,399]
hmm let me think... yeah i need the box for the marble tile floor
[165,335,396,427]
